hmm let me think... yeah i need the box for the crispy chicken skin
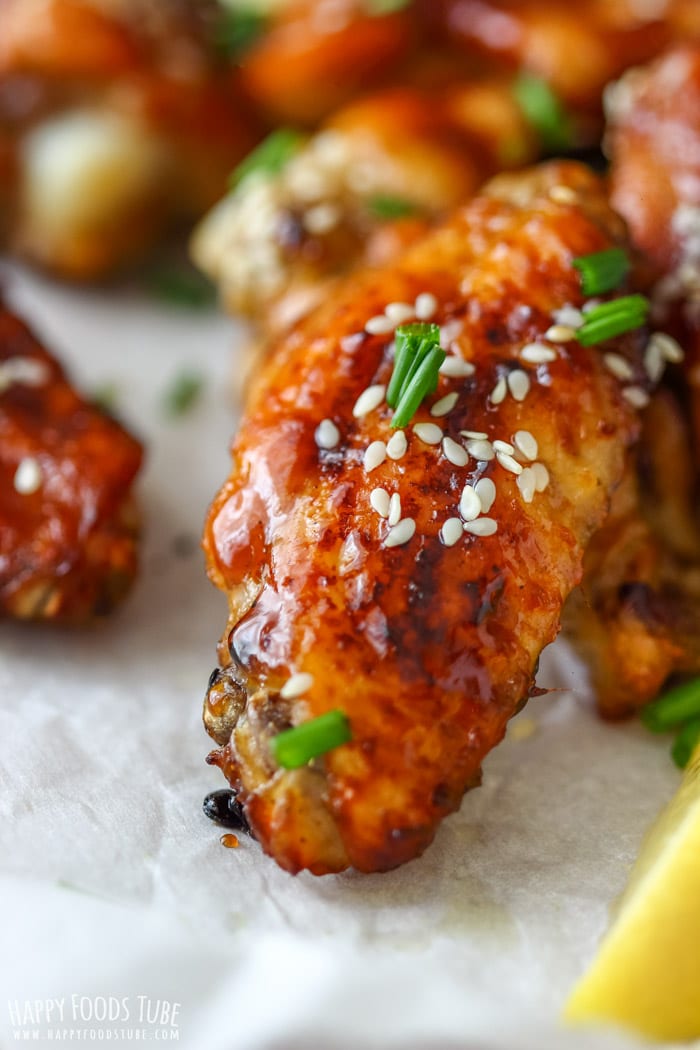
[202,162,650,875]
[0,303,142,621]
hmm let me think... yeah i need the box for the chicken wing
[202,161,652,875]
[0,302,142,621]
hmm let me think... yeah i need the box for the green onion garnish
[392,346,445,428]
[214,8,267,60]
[641,678,700,734]
[573,248,630,297]
[386,323,445,427]
[92,382,118,413]
[368,195,419,220]
[270,710,352,769]
[365,0,410,14]
[512,72,573,152]
[229,128,305,190]
[163,372,204,418]
[575,294,649,346]
[671,718,700,770]
[149,265,217,309]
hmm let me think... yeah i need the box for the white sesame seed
[439,356,475,378]
[465,438,495,461]
[643,338,666,384]
[386,429,407,460]
[459,485,481,521]
[415,292,438,320]
[314,418,340,449]
[492,439,515,455]
[460,429,488,440]
[303,202,341,235]
[385,302,415,325]
[0,357,50,393]
[13,456,42,494]
[353,383,386,417]
[549,185,578,204]
[413,422,443,445]
[521,342,557,364]
[441,517,464,547]
[388,492,402,527]
[496,450,523,475]
[582,298,602,313]
[365,315,395,335]
[370,487,391,518]
[431,391,459,417]
[463,517,498,537]
[384,518,416,548]
[439,319,463,348]
[490,376,507,404]
[474,477,496,513]
[507,370,530,402]
[551,305,584,329]
[651,331,684,363]
[517,468,536,503]
[622,385,651,409]
[532,462,550,492]
[280,672,314,699]
[363,440,387,472]
[513,430,538,460]
[545,324,576,343]
[442,436,469,466]
[603,352,635,381]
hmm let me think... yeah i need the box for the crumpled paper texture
[0,265,693,1050]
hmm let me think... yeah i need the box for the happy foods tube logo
[7,995,181,1042]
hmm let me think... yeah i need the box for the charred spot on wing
[202,788,254,837]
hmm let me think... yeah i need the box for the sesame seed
[388,492,402,527]
[0,356,50,393]
[353,383,386,417]
[582,298,602,313]
[386,429,407,460]
[651,331,684,363]
[431,391,459,417]
[439,319,463,348]
[460,429,488,440]
[370,487,390,518]
[385,302,415,325]
[513,430,538,460]
[441,517,464,546]
[303,202,340,235]
[439,356,475,378]
[463,517,498,537]
[384,518,416,548]
[363,440,387,472]
[507,370,530,402]
[13,456,42,494]
[490,377,507,404]
[496,450,523,475]
[521,342,557,364]
[415,292,438,320]
[365,315,395,335]
[314,418,340,449]
[643,338,665,384]
[603,353,635,381]
[492,439,515,455]
[280,672,314,699]
[465,438,495,461]
[474,477,496,513]
[517,468,536,503]
[549,185,578,204]
[413,422,443,445]
[459,484,481,521]
[622,385,650,409]
[551,305,584,329]
[545,324,576,343]
[442,436,469,466]
[532,462,550,492]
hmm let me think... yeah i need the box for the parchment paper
[0,263,693,1050]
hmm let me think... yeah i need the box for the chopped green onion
[271,710,352,769]
[368,195,420,220]
[386,323,439,407]
[149,266,217,308]
[163,372,204,418]
[214,8,267,59]
[671,718,700,770]
[575,294,649,346]
[573,248,630,297]
[391,345,446,428]
[513,72,573,152]
[641,678,700,733]
[229,128,305,190]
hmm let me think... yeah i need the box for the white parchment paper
[0,263,694,1050]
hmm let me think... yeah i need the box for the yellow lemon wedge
[564,741,700,1042]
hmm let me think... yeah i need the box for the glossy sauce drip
[220,833,239,848]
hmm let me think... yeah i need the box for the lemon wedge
[564,741,700,1042]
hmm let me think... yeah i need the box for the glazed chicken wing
[0,302,142,621]
[202,161,652,875]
